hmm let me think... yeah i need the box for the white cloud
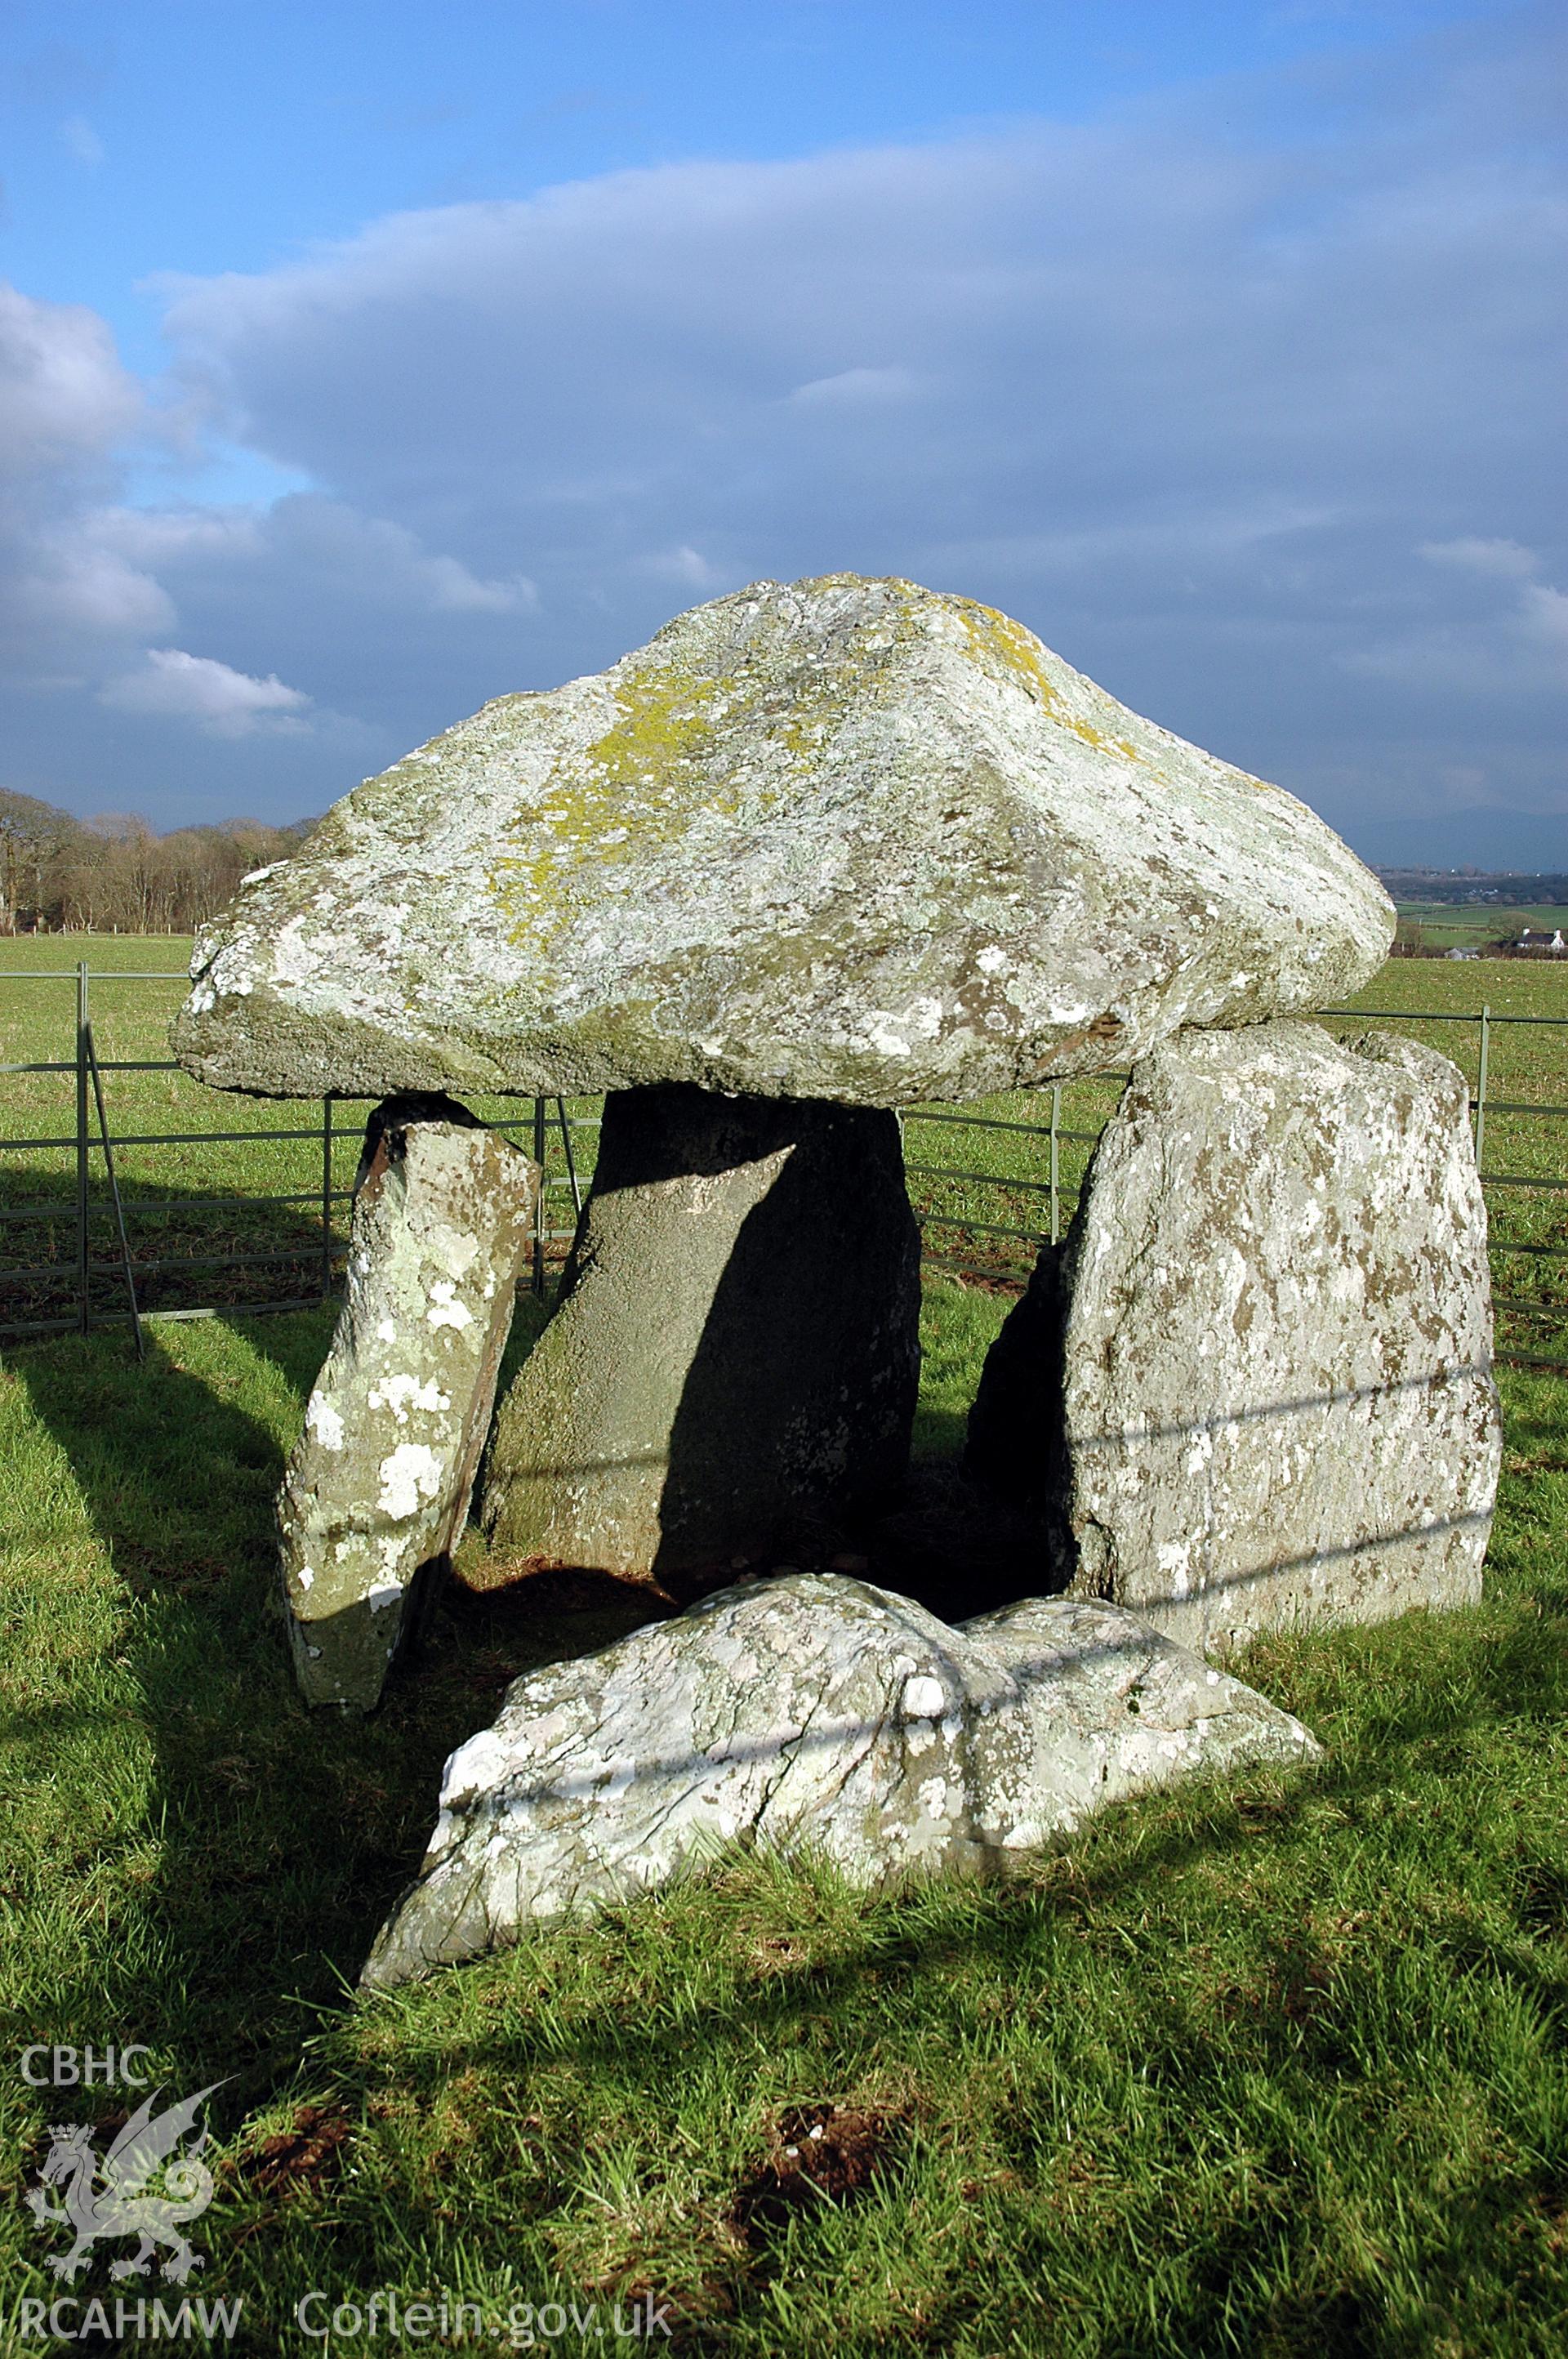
[1521,581,1568,654]
[0,282,142,479]
[786,366,923,408]
[100,648,313,735]
[15,535,175,636]
[1419,537,1541,579]
[60,116,105,168]
[641,544,726,589]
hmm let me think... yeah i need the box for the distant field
[0,938,1563,1362]
[1395,900,1568,948]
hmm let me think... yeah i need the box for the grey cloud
[2,6,1564,848]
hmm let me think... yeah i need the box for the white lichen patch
[426,1281,474,1330]
[306,1397,345,1452]
[377,1443,446,1520]
[368,1372,452,1421]
[902,1674,947,1720]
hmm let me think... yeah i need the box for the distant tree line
[0,791,318,934]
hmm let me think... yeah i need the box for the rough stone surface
[362,1572,1318,1985]
[173,575,1392,1107]
[966,1022,1502,1655]
[280,1101,538,1708]
[481,1085,921,1587]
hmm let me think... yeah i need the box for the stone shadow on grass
[6,1317,667,2115]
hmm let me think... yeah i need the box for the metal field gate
[0,963,1565,1374]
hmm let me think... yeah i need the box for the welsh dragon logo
[27,2083,225,2285]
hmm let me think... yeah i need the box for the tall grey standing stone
[172,575,1393,1108]
[481,1086,921,1588]
[967,1023,1502,1656]
[280,1099,538,1708]
[361,1572,1319,1987]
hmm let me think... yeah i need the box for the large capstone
[480,1085,920,1587]
[361,1572,1318,1986]
[172,575,1392,1108]
[280,1099,538,1708]
[967,1023,1502,1655]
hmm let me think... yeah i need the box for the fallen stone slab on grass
[481,1084,921,1587]
[361,1572,1318,1986]
[279,1099,538,1710]
[966,1021,1502,1656]
[173,573,1392,1108]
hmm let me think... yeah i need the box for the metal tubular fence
[0,963,595,1343]
[0,967,1565,1371]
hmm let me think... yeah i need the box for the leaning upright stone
[279,1099,537,1708]
[481,1086,921,1585]
[967,1023,1502,1655]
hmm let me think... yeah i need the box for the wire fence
[1,964,1565,1371]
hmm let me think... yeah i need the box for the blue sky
[0,0,1562,865]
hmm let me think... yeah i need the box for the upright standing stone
[967,1023,1502,1655]
[280,1099,538,1708]
[481,1086,921,1587]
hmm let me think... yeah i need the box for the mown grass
[1,940,1566,2351]
[0,1285,1565,2355]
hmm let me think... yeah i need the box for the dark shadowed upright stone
[280,1099,538,1708]
[481,1085,921,1588]
[967,1022,1502,1655]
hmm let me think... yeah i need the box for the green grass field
[1394,902,1568,950]
[3,939,1562,1363]
[0,1304,1565,2354]
[1,942,1566,2353]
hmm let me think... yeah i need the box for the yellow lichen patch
[943,595,1134,759]
[947,598,1065,711]
[486,672,724,961]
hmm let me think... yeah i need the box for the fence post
[321,1097,334,1299]
[1049,1083,1061,1246]
[84,1020,144,1362]
[1476,1005,1490,1175]
[75,960,90,1334]
[532,1095,547,1295]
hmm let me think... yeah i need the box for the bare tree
[0,789,82,933]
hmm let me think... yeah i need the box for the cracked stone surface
[481,1085,921,1585]
[279,1100,538,1709]
[172,574,1392,1108]
[362,1572,1318,1985]
[966,1022,1502,1655]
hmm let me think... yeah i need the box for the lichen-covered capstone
[967,1023,1502,1654]
[172,575,1392,1107]
[481,1085,920,1585]
[280,1100,538,1708]
[361,1572,1318,1985]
